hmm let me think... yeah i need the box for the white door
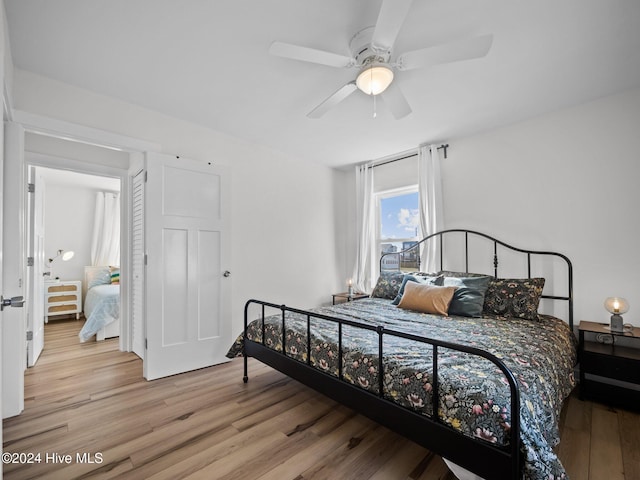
[0,101,5,465]
[2,122,25,418]
[144,153,231,380]
[26,166,45,366]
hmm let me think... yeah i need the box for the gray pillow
[438,270,493,278]
[392,274,443,305]
[443,275,492,317]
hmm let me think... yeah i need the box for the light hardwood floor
[3,319,639,479]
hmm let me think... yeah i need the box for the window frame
[375,184,421,273]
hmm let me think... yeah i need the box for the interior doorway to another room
[35,167,121,353]
[24,132,129,367]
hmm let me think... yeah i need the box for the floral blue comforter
[227,297,576,480]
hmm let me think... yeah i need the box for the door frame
[7,111,160,360]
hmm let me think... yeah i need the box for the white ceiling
[5,0,640,168]
[37,166,120,192]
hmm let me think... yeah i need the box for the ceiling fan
[269,0,493,119]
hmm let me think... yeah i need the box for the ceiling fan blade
[307,82,358,119]
[269,41,353,68]
[380,82,411,119]
[371,0,414,53]
[397,34,494,71]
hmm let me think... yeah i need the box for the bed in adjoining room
[79,265,120,342]
[228,229,578,480]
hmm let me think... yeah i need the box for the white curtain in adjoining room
[419,144,443,273]
[352,163,376,293]
[91,191,120,266]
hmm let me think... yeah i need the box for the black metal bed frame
[242,230,574,480]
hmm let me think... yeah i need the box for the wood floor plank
[589,406,625,480]
[368,441,433,480]
[619,409,640,480]
[3,319,640,480]
[556,394,591,480]
[252,414,371,480]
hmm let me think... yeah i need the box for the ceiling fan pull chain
[372,64,377,118]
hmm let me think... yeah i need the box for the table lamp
[604,297,629,333]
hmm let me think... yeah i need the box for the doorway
[28,165,122,366]
[24,132,130,367]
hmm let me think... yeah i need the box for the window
[376,186,420,272]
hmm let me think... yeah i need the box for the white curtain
[352,163,376,293]
[91,192,121,266]
[418,144,444,272]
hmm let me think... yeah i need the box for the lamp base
[610,314,624,333]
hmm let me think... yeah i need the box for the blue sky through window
[380,191,419,239]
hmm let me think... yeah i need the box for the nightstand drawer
[581,349,640,384]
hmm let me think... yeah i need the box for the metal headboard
[380,229,574,331]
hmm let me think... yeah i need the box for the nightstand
[45,280,82,321]
[332,292,369,305]
[578,320,640,410]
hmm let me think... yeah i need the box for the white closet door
[143,153,231,380]
[131,169,145,359]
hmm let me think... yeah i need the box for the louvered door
[131,169,145,359]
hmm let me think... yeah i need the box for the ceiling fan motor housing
[350,26,392,66]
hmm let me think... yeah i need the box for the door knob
[223,271,231,277]
[1,295,25,311]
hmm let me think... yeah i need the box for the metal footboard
[243,299,522,480]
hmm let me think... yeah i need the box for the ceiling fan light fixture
[356,64,394,95]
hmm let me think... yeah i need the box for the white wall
[343,87,640,328]
[443,87,640,327]
[13,69,348,338]
[42,183,117,283]
[43,184,94,281]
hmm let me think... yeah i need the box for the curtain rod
[370,144,449,169]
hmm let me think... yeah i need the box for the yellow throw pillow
[397,282,457,316]
[109,266,120,285]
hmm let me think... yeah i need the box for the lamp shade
[356,65,394,95]
[604,297,629,315]
[48,249,75,264]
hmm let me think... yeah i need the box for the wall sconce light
[48,249,75,265]
[604,297,629,333]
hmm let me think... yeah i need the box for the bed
[227,230,577,480]
[79,266,120,342]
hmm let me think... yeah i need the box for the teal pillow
[443,276,492,317]
[392,274,443,305]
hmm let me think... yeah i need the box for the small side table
[578,320,640,410]
[332,292,369,305]
[45,279,83,321]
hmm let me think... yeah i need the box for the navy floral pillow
[370,271,406,300]
[483,278,545,321]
